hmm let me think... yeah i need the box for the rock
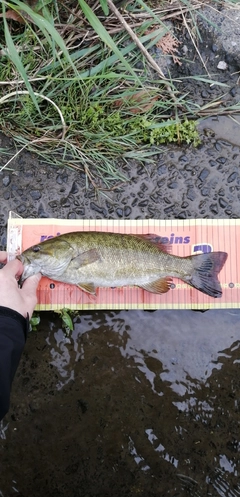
[167,181,178,189]
[178,155,188,163]
[124,206,132,216]
[70,182,79,194]
[116,208,123,218]
[76,207,85,216]
[219,197,228,208]
[164,205,174,215]
[38,203,49,218]
[157,165,167,175]
[186,188,196,201]
[217,60,228,70]
[214,142,222,151]
[198,168,210,182]
[201,188,210,196]
[3,191,10,200]
[48,200,59,208]
[30,190,42,200]
[210,203,218,214]
[56,174,63,184]
[227,172,237,183]
[211,43,218,52]
[17,204,26,214]
[67,212,77,219]
[216,157,227,164]
[138,199,148,208]
[209,160,217,167]
[60,197,70,207]
[2,176,10,187]
[177,211,187,219]
[230,87,237,97]
[90,202,103,214]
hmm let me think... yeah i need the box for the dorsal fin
[134,234,171,253]
[77,282,96,295]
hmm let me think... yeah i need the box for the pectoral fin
[77,282,97,295]
[71,249,100,269]
[140,277,172,294]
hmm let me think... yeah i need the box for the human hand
[0,252,41,318]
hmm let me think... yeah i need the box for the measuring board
[6,212,239,311]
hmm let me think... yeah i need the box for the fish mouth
[17,255,28,284]
[20,263,41,285]
[17,254,42,284]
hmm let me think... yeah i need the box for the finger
[0,251,7,264]
[1,258,23,278]
[21,273,42,295]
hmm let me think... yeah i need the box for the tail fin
[186,251,228,298]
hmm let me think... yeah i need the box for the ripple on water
[1,308,240,497]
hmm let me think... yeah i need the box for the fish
[18,231,228,298]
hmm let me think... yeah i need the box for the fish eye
[32,245,41,253]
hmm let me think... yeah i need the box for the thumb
[21,273,42,296]
[0,251,7,264]
[3,258,23,279]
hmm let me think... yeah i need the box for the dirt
[1,4,240,496]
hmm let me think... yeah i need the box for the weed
[0,0,235,187]
[54,308,77,336]
[29,312,41,331]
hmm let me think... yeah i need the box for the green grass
[0,0,238,187]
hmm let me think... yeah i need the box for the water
[1,309,240,496]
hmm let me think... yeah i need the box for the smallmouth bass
[18,231,228,298]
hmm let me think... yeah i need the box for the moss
[149,119,201,147]
[78,104,200,146]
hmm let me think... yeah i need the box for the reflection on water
[198,115,240,147]
[49,309,240,397]
[0,420,8,440]
[1,309,240,496]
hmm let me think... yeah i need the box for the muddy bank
[1,125,240,242]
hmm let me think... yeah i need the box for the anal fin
[77,282,97,295]
[140,277,172,295]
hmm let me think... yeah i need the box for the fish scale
[18,231,227,298]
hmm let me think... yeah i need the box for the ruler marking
[7,214,237,310]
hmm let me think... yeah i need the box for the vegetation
[30,308,75,334]
[29,312,41,331]
[55,308,75,335]
[0,0,235,187]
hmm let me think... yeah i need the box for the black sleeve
[0,306,29,421]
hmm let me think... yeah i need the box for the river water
[1,308,240,496]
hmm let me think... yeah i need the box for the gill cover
[20,239,74,281]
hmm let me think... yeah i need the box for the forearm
[0,307,28,420]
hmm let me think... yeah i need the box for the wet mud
[1,118,240,239]
[1,7,240,495]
